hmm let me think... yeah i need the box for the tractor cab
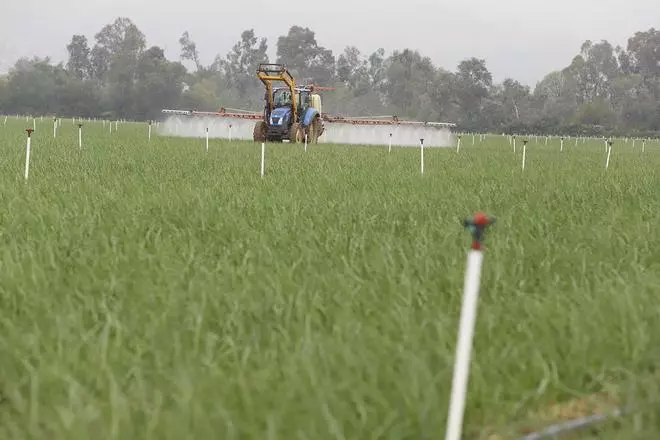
[253,63,326,143]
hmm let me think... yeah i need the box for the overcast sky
[0,0,657,86]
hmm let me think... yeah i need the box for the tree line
[0,17,658,137]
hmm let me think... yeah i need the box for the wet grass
[0,117,659,439]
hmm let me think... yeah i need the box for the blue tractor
[252,64,326,143]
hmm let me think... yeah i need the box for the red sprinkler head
[463,212,496,251]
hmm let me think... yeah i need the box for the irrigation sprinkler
[24,128,34,182]
[605,140,612,169]
[444,212,496,440]
[456,135,462,153]
[522,140,528,170]
[78,124,83,148]
[205,127,209,152]
[260,142,266,177]
[420,138,425,175]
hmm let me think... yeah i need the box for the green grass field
[0,117,659,439]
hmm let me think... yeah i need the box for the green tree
[179,31,203,73]
[219,29,268,104]
[133,46,187,120]
[276,26,335,84]
[454,57,493,129]
[337,46,370,94]
[66,35,92,80]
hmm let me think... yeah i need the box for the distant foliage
[0,18,658,136]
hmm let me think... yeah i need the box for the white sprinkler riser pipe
[605,146,612,169]
[24,136,31,181]
[420,139,424,175]
[445,249,485,440]
[260,143,266,176]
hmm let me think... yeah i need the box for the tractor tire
[289,123,303,144]
[310,117,323,143]
[306,124,316,144]
[253,121,267,142]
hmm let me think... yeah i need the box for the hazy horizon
[1,0,657,87]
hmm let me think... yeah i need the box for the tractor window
[299,93,310,110]
[273,89,292,108]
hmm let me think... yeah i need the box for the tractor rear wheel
[253,121,267,142]
[309,117,323,143]
[289,123,303,144]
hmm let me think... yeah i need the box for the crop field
[0,117,659,439]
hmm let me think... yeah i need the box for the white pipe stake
[206,127,209,152]
[24,130,33,182]
[457,137,461,153]
[229,125,233,142]
[78,125,83,148]
[605,144,612,169]
[148,123,152,140]
[445,241,487,440]
[642,141,646,153]
[420,138,425,175]
[260,142,266,177]
[560,138,563,152]
[304,133,308,153]
[53,120,57,138]
[513,138,516,153]
[388,133,393,153]
[522,141,527,170]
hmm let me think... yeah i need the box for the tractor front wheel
[289,123,303,144]
[253,121,267,142]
